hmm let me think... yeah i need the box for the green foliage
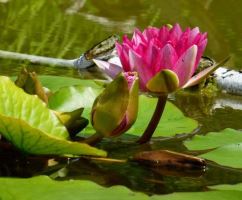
[83,95,198,137]
[0,176,242,200]
[184,129,242,168]
[0,76,68,140]
[39,75,99,92]
[0,76,106,156]
[38,75,198,138]
[200,143,242,168]
[184,128,242,150]
[48,85,100,112]
[128,95,198,137]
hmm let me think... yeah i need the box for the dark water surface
[1,0,242,195]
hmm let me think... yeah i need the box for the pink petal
[169,24,183,44]
[116,42,130,71]
[158,44,178,72]
[176,30,190,56]
[173,45,198,87]
[129,50,152,90]
[122,35,133,47]
[144,38,159,73]
[132,28,146,46]
[189,27,200,43]
[93,59,122,79]
[195,38,207,68]
[182,56,230,88]
[143,26,159,40]
[158,26,169,45]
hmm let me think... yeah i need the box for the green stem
[137,94,168,144]
[82,133,104,145]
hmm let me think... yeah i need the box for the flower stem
[137,94,168,144]
[82,133,104,145]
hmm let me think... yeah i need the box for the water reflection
[0,0,241,77]
[174,92,242,133]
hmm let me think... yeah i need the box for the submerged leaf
[0,76,106,156]
[132,150,206,169]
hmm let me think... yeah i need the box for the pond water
[1,0,242,195]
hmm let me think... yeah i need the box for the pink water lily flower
[94,24,212,94]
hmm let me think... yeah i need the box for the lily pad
[0,76,106,156]
[184,128,242,150]
[39,75,99,92]
[200,143,242,168]
[209,182,242,191]
[184,129,242,168]
[128,95,198,137]
[0,176,242,200]
[48,85,101,112]
[83,95,198,137]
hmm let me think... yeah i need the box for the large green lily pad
[184,129,242,168]
[127,95,198,137]
[184,128,242,150]
[83,95,198,137]
[0,176,242,200]
[38,76,197,137]
[0,76,106,156]
[209,182,242,191]
[39,75,99,92]
[200,143,242,168]
[48,85,100,112]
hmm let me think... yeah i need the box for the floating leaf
[0,76,106,156]
[184,129,242,168]
[39,75,99,92]
[40,76,197,138]
[184,128,242,151]
[153,191,242,200]
[83,95,198,137]
[48,85,101,112]
[128,95,198,137]
[0,176,242,200]
[209,182,242,191]
[200,143,242,168]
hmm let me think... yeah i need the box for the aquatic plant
[94,24,215,143]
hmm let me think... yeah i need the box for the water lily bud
[91,72,139,137]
